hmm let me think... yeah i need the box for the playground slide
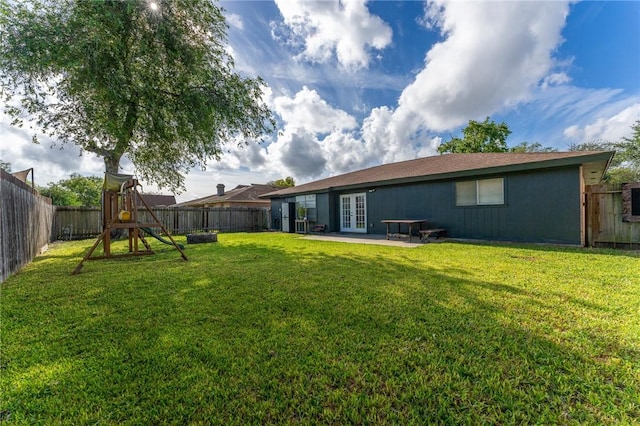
[140,227,185,250]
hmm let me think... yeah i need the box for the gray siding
[315,192,331,229]
[269,199,283,230]
[343,166,582,244]
[271,166,583,244]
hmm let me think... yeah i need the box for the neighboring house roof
[175,184,276,207]
[262,151,615,198]
[137,194,177,207]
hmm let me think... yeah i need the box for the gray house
[262,152,615,245]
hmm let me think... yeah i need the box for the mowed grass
[1,233,639,424]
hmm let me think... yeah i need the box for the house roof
[136,194,176,207]
[175,184,276,207]
[262,151,615,198]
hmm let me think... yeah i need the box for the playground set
[73,173,187,274]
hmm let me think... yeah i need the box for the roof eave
[262,152,616,198]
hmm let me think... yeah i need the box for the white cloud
[270,128,326,178]
[530,86,626,123]
[321,131,373,175]
[198,84,364,182]
[226,13,244,30]
[0,114,104,186]
[396,0,571,132]
[523,85,639,147]
[273,86,358,133]
[563,103,640,143]
[5,0,635,203]
[541,72,572,89]
[272,0,392,70]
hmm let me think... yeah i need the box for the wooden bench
[419,228,446,242]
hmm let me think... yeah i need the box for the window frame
[295,194,317,220]
[455,177,505,207]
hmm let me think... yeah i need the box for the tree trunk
[104,155,121,174]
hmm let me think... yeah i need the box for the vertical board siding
[50,206,271,240]
[353,166,583,244]
[587,183,640,248]
[0,169,54,283]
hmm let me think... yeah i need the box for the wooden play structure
[73,173,187,274]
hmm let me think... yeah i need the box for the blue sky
[1,0,638,201]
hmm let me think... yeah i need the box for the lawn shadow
[449,239,640,259]
[2,235,638,423]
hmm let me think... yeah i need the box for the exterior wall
[270,196,296,231]
[337,166,582,244]
[315,192,332,229]
[269,199,283,230]
[269,194,332,231]
[270,165,583,244]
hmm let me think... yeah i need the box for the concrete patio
[301,232,445,248]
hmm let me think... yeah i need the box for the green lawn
[1,233,639,424]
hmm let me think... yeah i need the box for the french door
[340,193,367,233]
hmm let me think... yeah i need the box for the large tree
[0,0,275,192]
[437,117,511,154]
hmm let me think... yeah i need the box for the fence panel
[0,169,54,283]
[587,183,640,249]
[53,206,102,240]
[49,205,271,240]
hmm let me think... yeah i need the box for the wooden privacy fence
[0,169,54,283]
[586,183,640,249]
[52,206,271,240]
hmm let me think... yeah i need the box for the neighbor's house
[136,194,176,207]
[175,184,275,208]
[261,152,615,245]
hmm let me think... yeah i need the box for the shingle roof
[175,184,276,207]
[262,151,615,198]
[136,194,177,207]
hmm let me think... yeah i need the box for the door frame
[281,202,295,233]
[339,192,367,233]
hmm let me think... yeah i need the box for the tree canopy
[0,0,275,192]
[437,117,512,154]
[38,173,103,206]
[509,142,557,153]
[619,120,640,169]
[0,160,10,172]
[268,176,295,188]
[569,120,640,185]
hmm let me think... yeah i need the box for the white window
[455,181,477,206]
[456,178,504,206]
[295,194,317,220]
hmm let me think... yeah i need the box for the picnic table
[381,219,428,243]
